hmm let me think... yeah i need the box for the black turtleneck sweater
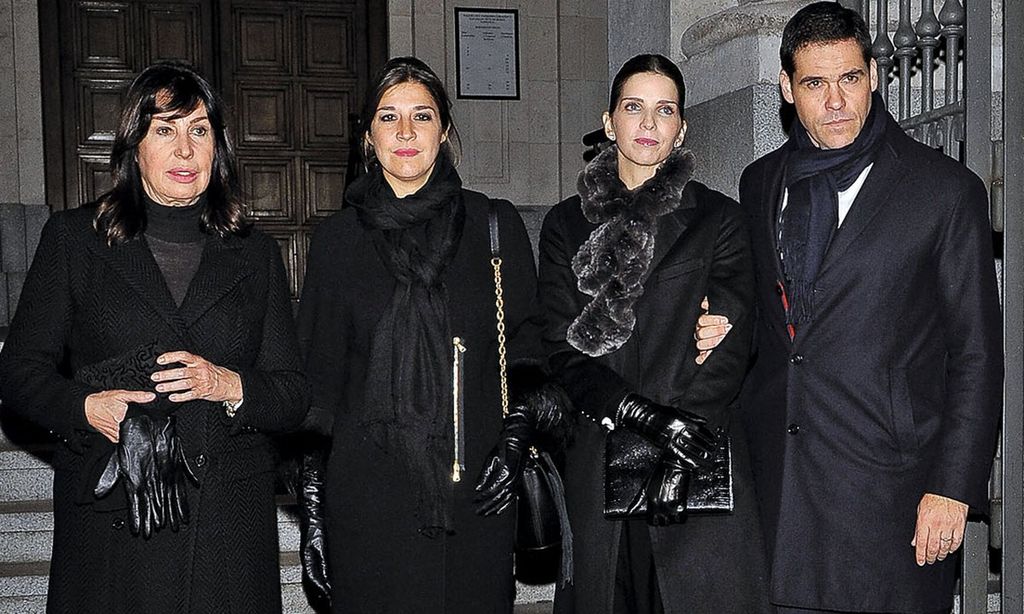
[144,196,206,306]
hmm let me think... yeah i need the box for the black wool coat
[296,191,541,614]
[740,120,1003,613]
[0,207,308,614]
[540,181,771,614]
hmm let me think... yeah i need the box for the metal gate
[848,0,1022,611]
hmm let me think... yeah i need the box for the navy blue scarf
[779,91,891,326]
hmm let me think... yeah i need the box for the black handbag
[487,201,573,587]
[603,424,733,519]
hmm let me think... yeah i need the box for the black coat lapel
[764,147,789,285]
[648,184,697,272]
[88,237,183,334]
[178,235,251,327]
[818,136,902,278]
[756,146,792,345]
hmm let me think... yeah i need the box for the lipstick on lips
[394,148,419,157]
[634,137,659,147]
[167,168,199,184]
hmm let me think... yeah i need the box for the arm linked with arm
[673,202,756,431]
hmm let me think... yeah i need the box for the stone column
[670,0,816,198]
[606,0,671,79]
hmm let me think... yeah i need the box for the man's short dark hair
[780,2,873,75]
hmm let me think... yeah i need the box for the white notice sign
[456,9,519,99]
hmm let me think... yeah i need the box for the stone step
[0,501,51,564]
[0,450,52,503]
[0,498,301,565]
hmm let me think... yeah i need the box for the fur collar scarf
[567,144,696,357]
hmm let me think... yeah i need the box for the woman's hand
[84,389,157,443]
[152,351,243,404]
[694,296,731,365]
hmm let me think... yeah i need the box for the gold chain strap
[491,256,509,418]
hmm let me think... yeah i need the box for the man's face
[780,38,878,150]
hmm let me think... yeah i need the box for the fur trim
[567,145,695,357]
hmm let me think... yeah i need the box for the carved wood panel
[222,0,371,298]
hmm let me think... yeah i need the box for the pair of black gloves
[476,390,717,527]
[617,394,717,526]
[94,412,197,538]
[78,344,197,538]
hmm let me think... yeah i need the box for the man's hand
[694,296,731,365]
[911,493,968,566]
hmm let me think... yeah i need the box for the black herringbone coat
[296,192,539,614]
[541,181,771,614]
[0,206,307,614]
[740,121,1002,612]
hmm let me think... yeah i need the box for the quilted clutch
[603,427,733,519]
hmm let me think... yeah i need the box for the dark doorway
[39,0,387,298]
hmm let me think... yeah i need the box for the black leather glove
[475,365,569,517]
[646,454,691,527]
[617,393,716,470]
[151,415,197,532]
[475,412,532,516]
[299,447,331,609]
[94,414,161,538]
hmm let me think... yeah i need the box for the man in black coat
[734,4,1002,613]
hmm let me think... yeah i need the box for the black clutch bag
[603,426,733,519]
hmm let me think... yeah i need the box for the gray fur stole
[567,144,695,357]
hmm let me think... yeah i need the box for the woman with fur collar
[539,54,771,614]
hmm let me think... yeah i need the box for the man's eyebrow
[799,68,866,84]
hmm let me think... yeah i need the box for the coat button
[787,424,801,435]
[195,454,206,467]
[789,353,803,365]
[112,518,125,530]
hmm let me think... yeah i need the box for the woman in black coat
[296,57,549,613]
[540,54,771,614]
[0,63,307,613]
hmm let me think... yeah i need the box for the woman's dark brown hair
[93,61,249,244]
[608,54,687,115]
[358,56,461,168]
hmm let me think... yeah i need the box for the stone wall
[0,0,44,327]
[388,0,609,245]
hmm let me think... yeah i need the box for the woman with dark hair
[0,61,306,613]
[295,56,559,613]
[540,54,771,614]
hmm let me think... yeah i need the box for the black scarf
[779,91,890,325]
[567,144,695,357]
[345,155,465,534]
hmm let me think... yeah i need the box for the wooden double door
[40,0,386,298]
